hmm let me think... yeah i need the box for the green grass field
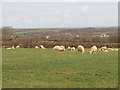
[14,29,64,35]
[2,48,118,88]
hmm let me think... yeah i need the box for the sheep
[35,46,39,49]
[16,45,20,48]
[70,47,75,51]
[58,45,65,51]
[40,45,45,49]
[58,47,65,52]
[67,46,75,51]
[108,48,114,51]
[59,45,65,49]
[111,49,114,51]
[53,45,65,52]
[108,48,118,51]
[67,46,71,50]
[11,46,15,49]
[90,45,97,54]
[114,48,118,51]
[53,45,60,50]
[77,45,85,54]
[99,46,107,51]
[6,48,12,49]
[99,46,108,52]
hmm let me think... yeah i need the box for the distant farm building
[99,34,109,38]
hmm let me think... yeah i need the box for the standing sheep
[35,46,39,49]
[70,47,76,52]
[59,45,65,49]
[67,46,75,52]
[11,46,15,49]
[58,45,65,51]
[40,45,46,49]
[90,45,97,54]
[16,45,20,48]
[67,46,71,50]
[77,45,85,54]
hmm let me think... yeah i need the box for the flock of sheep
[52,45,118,54]
[4,44,118,54]
[5,45,20,49]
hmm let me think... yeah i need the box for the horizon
[2,25,117,29]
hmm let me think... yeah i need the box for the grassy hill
[13,27,117,35]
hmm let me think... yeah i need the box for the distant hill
[11,27,117,36]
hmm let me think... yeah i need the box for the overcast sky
[2,2,118,28]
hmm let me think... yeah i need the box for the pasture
[2,48,118,88]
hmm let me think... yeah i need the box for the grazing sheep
[70,47,76,51]
[114,48,118,51]
[53,45,60,50]
[6,48,12,49]
[40,45,45,49]
[99,46,108,52]
[58,45,65,51]
[53,45,65,52]
[58,47,65,52]
[67,46,71,50]
[108,48,114,51]
[77,45,85,54]
[90,45,97,54]
[59,45,65,49]
[35,46,39,49]
[67,46,75,51]
[11,46,15,49]
[16,45,20,48]
[111,49,114,51]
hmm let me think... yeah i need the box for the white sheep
[53,45,60,50]
[67,46,71,50]
[58,47,65,52]
[59,45,65,49]
[59,45,65,51]
[77,45,85,54]
[6,48,12,49]
[16,45,20,48]
[40,45,46,49]
[35,46,39,49]
[99,46,108,52]
[108,48,114,51]
[11,46,15,49]
[53,45,65,52]
[114,48,118,51]
[90,45,97,54]
[67,46,75,51]
[70,47,76,51]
